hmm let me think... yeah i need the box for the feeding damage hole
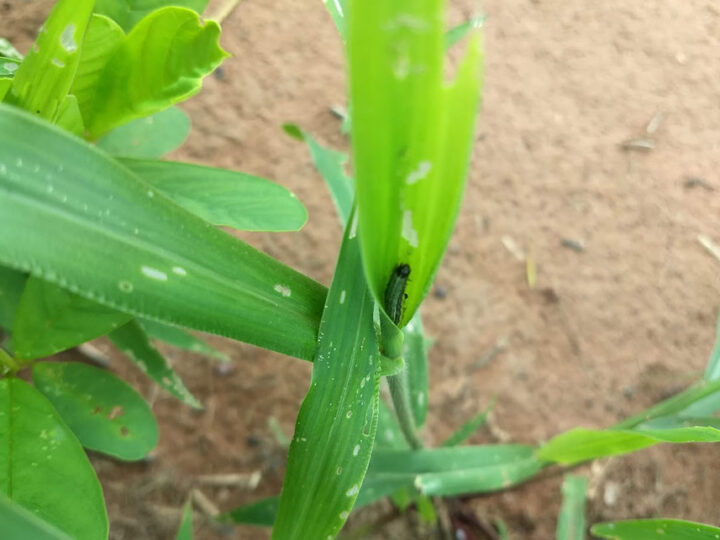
[108,405,124,420]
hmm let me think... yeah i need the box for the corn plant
[2,1,720,539]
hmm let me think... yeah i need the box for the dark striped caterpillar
[384,264,411,325]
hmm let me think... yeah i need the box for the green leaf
[139,319,228,362]
[96,107,190,158]
[0,57,21,77]
[445,17,484,50]
[109,320,202,409]
[591,519,720,539]
[81,7,228,138]
[0,494,72,540]
[13,277,132,360]
[71,14,125,127]
[0,104,326,361]
[349,1,483,326]
[0,38,22,60]
[175,500,194,540]
[220,496,279,527]
[537,423,720,465]
[5,0,94,120]
[403,311,428,427]
[557,475,587,540]
[94,0,209,32]
[0,378,108,539]
[284,125,353,224]
[0,78,11,100]
[119,158,308,232]
[367,445,542,497]
[322,0,347,42]
[375,399,409,450]
[53,95,84,136]
[0,265,26,330]
[272,208,381,540]
[32,361,159,461]
[680,309,720,417]
[441,398,495,447]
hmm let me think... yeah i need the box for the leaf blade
[0,104,325,361]
[32,361,158,461]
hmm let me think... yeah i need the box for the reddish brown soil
[4,0,720,538]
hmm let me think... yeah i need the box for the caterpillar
[384,264,411,325]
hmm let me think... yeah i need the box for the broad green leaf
[0,494,72,540]
[53,95,84,136]
[0,378,108,539]
[0,105,326,361]
[0,57,21,77]
[5,0,94,120]
[71,14,125,126]
[557,475,587,540]
[175,500,194,540]
[322,0,347,42]
[94,0,210,32]
[33,361,159,461]
[367,445,542,497]
[97,107,190,158]
[445,16,484,50]
[441,398,495,447]
[272,208,381,540]
[0,265,26,330]
[349,1,483,326]
[0,38,22,60]
[119,158,308,232]
[284,124,353,224]
[591,519,720,539]
[82,7,228,138]
[110,320,201,409]
[403,311,428,427]
[537,424,720,465]
[139,318,228,362]
[13,277,132,360]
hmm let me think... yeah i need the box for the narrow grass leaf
[538,424,720,465]
[0,105,326,361]
[403,311,428,427]
[0,494,72,540]
[13,277,132,360]
[0,378,108,540]
[349,0,483,326]
[322,0,347,42]
[82,7,228,138]
[284,125,353,224]
[445,17,484,50]
[32,361,158,461]
[367,445,542,497]
[119,158,308,232]
[272,208,381,540]
[375,399,409,450]
[53,95,84,136]
[220,496,279,527]
[94,0,209,32]
[110,320,202,409]
[0,79,11,100]
[441,398,495,447]
[680,309,720,417]
[0,265,26,330]
[139,318,228,362]
[175,500,194,540]
[4,0,94,120]
[97,107,190,158]
[557,475,588,540]
[591,519,720,539]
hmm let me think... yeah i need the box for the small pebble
[215,362,235,376]
[434,285,447,299]
[212,66,225,80]
[561,238,585,252]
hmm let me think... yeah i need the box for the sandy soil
[3,0,720,538]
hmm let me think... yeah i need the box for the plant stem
[211,0,244,24]
[0,347,19,375]
[387,369,423,450]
